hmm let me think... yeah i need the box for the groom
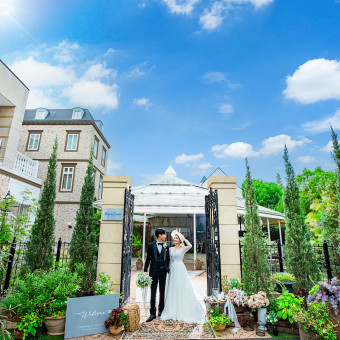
[144,228,170,322]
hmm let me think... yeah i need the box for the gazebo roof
[132,165,285,220]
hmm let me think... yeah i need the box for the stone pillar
[97,175,132,293]
[207,176,241,280]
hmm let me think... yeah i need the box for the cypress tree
[69,149,97,292]
[24,138,58,272]
[283,145,319,289]
[241,158,271,294]
[330,127,340,250]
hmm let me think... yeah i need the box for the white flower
[163,243,167,248]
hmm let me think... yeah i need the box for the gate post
[97,176,132,293]
[207,176,241,280]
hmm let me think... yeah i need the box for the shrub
[273,290,303,323]
[272,272,296,283]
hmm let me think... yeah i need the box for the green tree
[282,146,319,289]
[241,159,271,294]
[24,138,58,272]
[330,127,340,249]
[242,179,284,213]
[69,149,97,293]
[296,167,334,217]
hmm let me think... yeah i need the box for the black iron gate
[205,188,222,296]
[120,187,134,305]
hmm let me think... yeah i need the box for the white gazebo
[132,165,285,266]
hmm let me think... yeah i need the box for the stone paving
[70,262,271,339]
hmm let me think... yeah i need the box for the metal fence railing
[240,239,339,282]
[0,238,71,296]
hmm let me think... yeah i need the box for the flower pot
[109,325,123,335]
[196,263,203,270]
[13,329,24,340]
[257,307,267,330]
[275,281,296,293]
[136,260,143,270]
[44,316,66,335]
[330,310,340,340]
[214,323,227,332]
[235,306,247,313]
[299,325,322,340]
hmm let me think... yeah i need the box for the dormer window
[72,107,84,120]
[35,108,48,120]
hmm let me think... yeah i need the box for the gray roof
[24,108,96,122]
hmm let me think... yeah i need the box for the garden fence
[240,239,340,282]
[0,237,71,296]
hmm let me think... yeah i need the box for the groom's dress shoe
[146,315,156,322]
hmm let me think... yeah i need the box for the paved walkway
[70,262,271,339]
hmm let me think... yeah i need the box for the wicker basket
[123,304,140,332]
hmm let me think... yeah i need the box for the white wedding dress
[160,240,206,324]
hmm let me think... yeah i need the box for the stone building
[0,60,42,204]
[18,108,110,241]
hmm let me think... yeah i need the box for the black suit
[144,241,170,316]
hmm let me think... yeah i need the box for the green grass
[267,331,299,338]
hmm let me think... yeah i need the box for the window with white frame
[101,147,106,166]
[27,133,41,151]
[99,177,103,200]
[35,108,48,120]
[60,166,75,191]
[66,133,79,151]
[93,137,99,158]
[72,108,84,120]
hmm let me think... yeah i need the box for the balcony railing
[14,152,39,178]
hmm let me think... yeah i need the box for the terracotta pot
[109,325,123,335]
[136,261,143,270]
[44,316,66,335]
[214,323,227,332]
[13,329,24,340]
[196,263,203,270]
[299,325,321,340]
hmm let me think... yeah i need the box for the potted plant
[294,302,337,340]
[43,300,67,335]
[136,250,143,270]
[275,290,303,324]
[266,310,279,336]
[104,307,129,335]
[271,272,296,293]
[226,288,248,313]
[195,259,204,270]
[204,306,230,332]
[132,233,143,257]
[16,312,43,339]
[248,291,270,330]
[222,276,244,294]
[307,277,340,339]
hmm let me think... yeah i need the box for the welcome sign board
[64,294,119,338]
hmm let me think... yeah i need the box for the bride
[160,230,206,324]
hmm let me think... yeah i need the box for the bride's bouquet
[136,273,152,311]
[136,272,152,289]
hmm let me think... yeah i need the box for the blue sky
[1,0,340,186]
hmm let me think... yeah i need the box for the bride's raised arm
[183,238,192,250]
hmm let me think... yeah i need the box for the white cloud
[216,103,234,114]
[162,0,200,15]
[259,134,311,155]
[65,80,119,110]
[303,109,340,133]
[10,42,120,111]
[107,159,123,175]
[212,134,311,158]
[322,141,333,153]
[200,1,224,30]
[11,57,75,87]
[175,153,204,163]
[212,142,257,158]
[296,155,316,164]
[103,48,121,57]
[199,0,273,30]
[49,40,80,63]
[83,63,117,80]
[133,97,152,108]
[283,59,340,104]
[201,71,226,83]
[26,89,61,109]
